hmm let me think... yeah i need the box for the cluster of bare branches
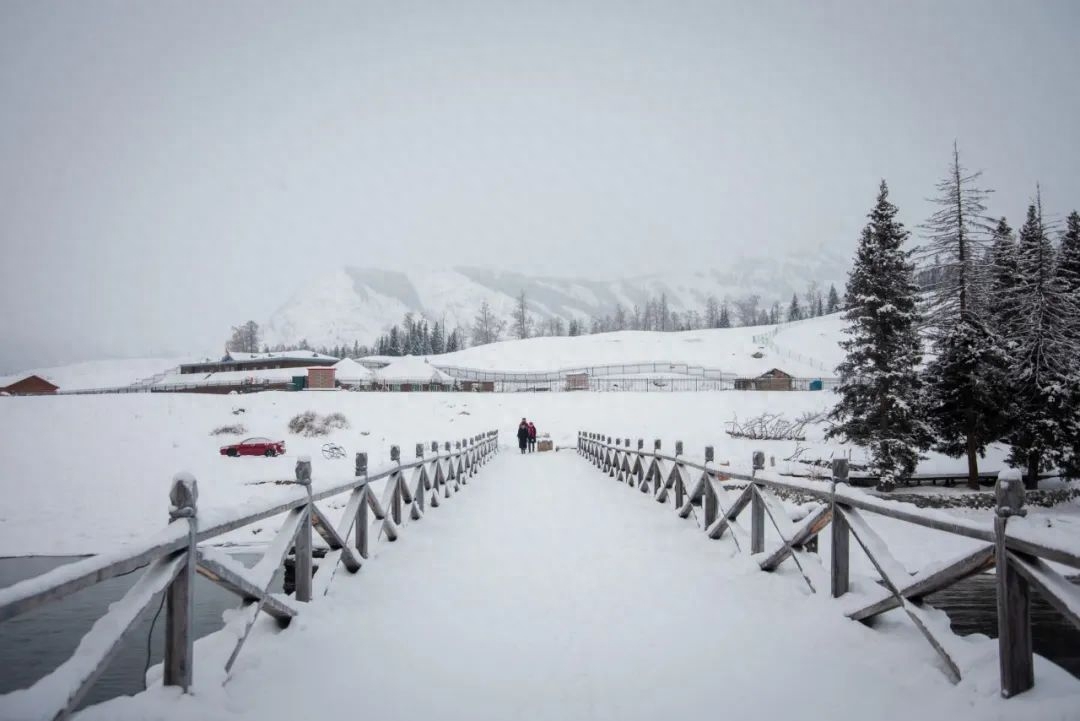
[725,412,810,441]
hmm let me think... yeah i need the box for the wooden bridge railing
[0,431,500,721]
[577,431,1080,698]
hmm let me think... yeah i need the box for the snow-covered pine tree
[917,144,1008,488]
[916,143,994,337]
[826,284,841,314]
[1001,199,1079,487]
[988,217,1020,332]
[718,302,731,328]
[787,293,802,322]
[430,321,445,355]
[827,181,931,490]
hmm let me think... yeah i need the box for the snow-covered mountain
[263,249,849,348]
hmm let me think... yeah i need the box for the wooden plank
[294,507,313,603]
[0,522,189,623]
[706,484,752,540]
[760,506,832,572]
[196,551,298,622]
[1008,552,1080,631]
[842,507,962,683]
[224,508,306,674]
[750,485,765,554]
[834,486,993,543]
[309,504,362,573]
[704,472,718,528]
[0,553,184,721]
[847,544,995,622]
[831,504,849,598]
[754,488,819,593]
[355,487,370,559]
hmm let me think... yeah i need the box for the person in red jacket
[527,421,537,453]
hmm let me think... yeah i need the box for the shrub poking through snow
[210,424,247,436]
[288,411,350,437]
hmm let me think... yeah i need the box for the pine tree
[988,217,1020,332]
[512,290,532,339]
[387,326,403,356]
[1057,211,1080,301]
[787,293,802,322]
[916,142,993,337]
[827,181,931,490]
[918,144,1006,488]
[1002,199,1080,487]
[430,321,446,355]
[718,303,731,328]
[445,329,461,353]
[826,284,840,314]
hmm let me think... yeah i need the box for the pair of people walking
[517,418,537,454]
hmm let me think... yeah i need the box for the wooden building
[735,368,794,391]
[0,375,59,395]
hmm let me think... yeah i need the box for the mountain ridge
[263,250,849,348]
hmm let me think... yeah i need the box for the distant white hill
[262,252,849,349]
[431,313,846,378]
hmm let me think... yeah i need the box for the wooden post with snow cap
[830,458,850,597]
[164,473,197,690]
[674,441,685,509]
[355,452,369,558]
[293,457,313,602]
[995,468,1033,697]
[390,446,402,527]
[611,438,620,478]
[703,446,718,528]
[750,451,765,554]
[413,444,426,518]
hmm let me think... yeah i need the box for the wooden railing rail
[0,430,500,721]
[577,431,1080,699]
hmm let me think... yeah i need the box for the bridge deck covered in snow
[65,450,1080,721]
[3,441,1080,721]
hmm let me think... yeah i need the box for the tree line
[828,143,1080,491]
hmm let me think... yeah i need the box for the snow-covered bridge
[2,434,1079,721]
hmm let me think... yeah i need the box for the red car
[220,437,285,457]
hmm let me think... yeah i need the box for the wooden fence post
[830,459,849,597]
[703,446,718,528]
[355,452,369,558]
[751,451,765,554]
[164,473,198,690]
[995,469,1033,697]
[294,457,313,602]
[390,445,403,528]
[674,440,685,509]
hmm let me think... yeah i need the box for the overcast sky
[1,0,1078,370]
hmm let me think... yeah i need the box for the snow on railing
[0,431,500,720]
[577,432,1080,699]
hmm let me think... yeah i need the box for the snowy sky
[1,0,1078,370]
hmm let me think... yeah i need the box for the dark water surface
[0,553,282,711]
[927,573,1080,678]
[0,559,1076,713]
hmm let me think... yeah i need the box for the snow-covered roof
[374,356,453,384]
[0,373,58,389]
[333,358,374,382]
[224,350,337,363]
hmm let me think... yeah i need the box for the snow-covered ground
[434,321,835,377]
[45,451,1080,721]
[0,390,1072,560]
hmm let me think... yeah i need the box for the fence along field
[0,432,499,721]
[578,432,1080,698]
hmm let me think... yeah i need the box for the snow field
[67,451,1080,721]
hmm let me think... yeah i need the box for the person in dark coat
[527,422,537,452]
[517,418,529,454]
